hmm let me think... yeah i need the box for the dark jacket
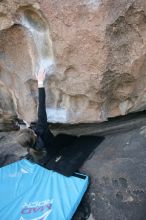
[32,88,54,155]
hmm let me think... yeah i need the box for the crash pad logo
[20,199,53,220]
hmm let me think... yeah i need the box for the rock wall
[0,0,146,124]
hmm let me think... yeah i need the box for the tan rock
[0,0,146,124]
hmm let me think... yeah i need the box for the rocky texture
[80,126,146,220]
[51,110,146,136]
[1,0,146,124]
[0,131,26,167]
[0,83,19,131]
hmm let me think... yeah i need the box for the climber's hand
[36,67,46,87]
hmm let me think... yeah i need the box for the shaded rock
[0,153,19,167]
[80,127,146,220]
[50,110,146,136]
[0,83,19,131]
[0,131,27,159]
[0,115,19,131]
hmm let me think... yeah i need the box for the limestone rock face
[0,0,146,124]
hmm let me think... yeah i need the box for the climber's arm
[35,68,48,132]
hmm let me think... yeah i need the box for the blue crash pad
[0,159,88,220]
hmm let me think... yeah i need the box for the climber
[16,68,54,164]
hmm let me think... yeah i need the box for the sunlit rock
[0,0,146,124]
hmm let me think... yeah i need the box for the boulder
[0,0,146,124]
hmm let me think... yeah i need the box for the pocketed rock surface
[1,0,146,124]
